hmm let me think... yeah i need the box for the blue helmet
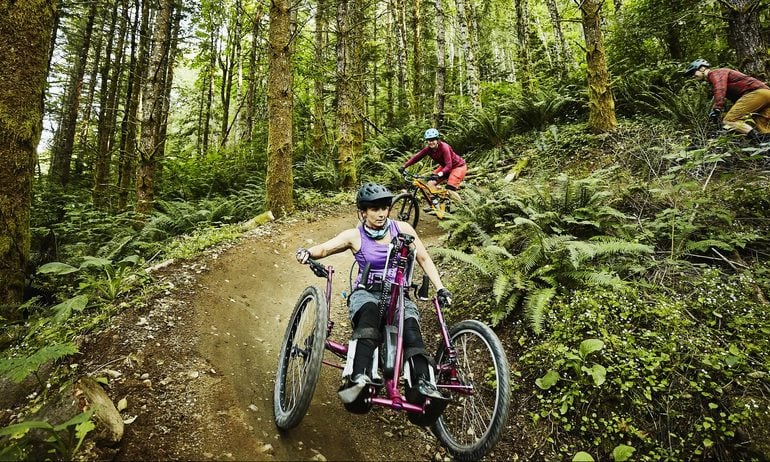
[683,59,710,76]
[424,128,440,140]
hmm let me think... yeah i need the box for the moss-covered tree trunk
[335,0,356,187]
[312,0,327,155]
[578,0,617,133]
[118,0,149,212]
[720,0,769,79]
[411,0,422,120]
[455,0,480,108]
[266,0,295,217]
[514,0,534,96]
[545,0,569,76]
[432,0,447,129]
[93,0,127,208]
[0,0,56,316]
[136,0,174,214]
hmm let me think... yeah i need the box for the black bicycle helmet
[356,182,393,210]
[683,59,710,76]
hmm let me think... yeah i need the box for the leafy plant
[0,342,78,385]
[438,172,652,331]
[38,255,148,303]
[0,410,95,460]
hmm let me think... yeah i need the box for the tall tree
[718,0,769,78]
[266,0,295,216]
[49,2,97,186]
[244,5,265,146]
[312,0,327,154]
[545,0,570,76]
[391,0,410,117]
[0,0,56,315]
[411,0,422,119]
[335,0,356,187]
[93,0,129,208]
[455,0,480,108]
[577,0,617,133]
[514,0,534,95]
[433,0,447,128]
[118,0,149,211]
[219,1,242,146]
[136,0,175,214]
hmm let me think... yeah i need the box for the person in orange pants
[399,128,467,202]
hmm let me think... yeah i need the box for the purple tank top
[353,220,400,287]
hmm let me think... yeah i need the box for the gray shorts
[348,289,420,323]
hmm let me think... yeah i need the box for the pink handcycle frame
[315,238,474,415]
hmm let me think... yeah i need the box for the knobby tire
[273,286,328,430]
[432,320,512,461]
[391,193,420,228]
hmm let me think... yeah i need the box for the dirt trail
[105,206,449,461]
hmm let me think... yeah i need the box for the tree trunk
[391,0,410,118]
[219,4,241,147]
[433,0,447,129]
[244,7,263,145]
[351,0,366,161]
[720,0,769,78]
[412,0,422,120]
[0,0,56,315]
[75,25,102,179]
[455,0,480,108]
[313,0,327,154]
[514,0,534,96]
[49,2,96,186]
[156,5,182,187]
[266,0,295,217]
[336,0,356,187]
[136,0,174,215]
[94,0,128,208]
[577,0,617,133]
[118,0,149,212]
[545,0,569,75]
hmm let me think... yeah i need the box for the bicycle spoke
[433,320,511,461]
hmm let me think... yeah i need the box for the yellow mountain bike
[391,171,453,228]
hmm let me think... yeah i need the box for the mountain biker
[399,128,466,202]
[295,183,452,411]
[684,58,770,144]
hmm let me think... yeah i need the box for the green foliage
[37,255,149,303]
[438,171,652,331]
[0,410,95,460]
[446,88,581,165]
[0,343,78,384]
[519,278,770,460]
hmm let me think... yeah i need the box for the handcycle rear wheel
[432,320,511,461]
[391,192,420,228]
[273,286,329,430]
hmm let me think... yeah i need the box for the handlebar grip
[307,258,329,279]
[357,262,372,290]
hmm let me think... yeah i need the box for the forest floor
[41,203,523,461]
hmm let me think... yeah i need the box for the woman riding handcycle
[273,182,511,461]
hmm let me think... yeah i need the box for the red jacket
[707,68,770,110]
[403,141,466,177]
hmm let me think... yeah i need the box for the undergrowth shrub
[519,275,770,461]
[438,171,652,330]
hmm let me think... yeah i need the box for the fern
[523,287,556,335]
[0,343,78,384]
[440,170,653,332]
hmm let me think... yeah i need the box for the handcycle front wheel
[273,285,329,430]
[432,320,512,461]
[391,192,420,228]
